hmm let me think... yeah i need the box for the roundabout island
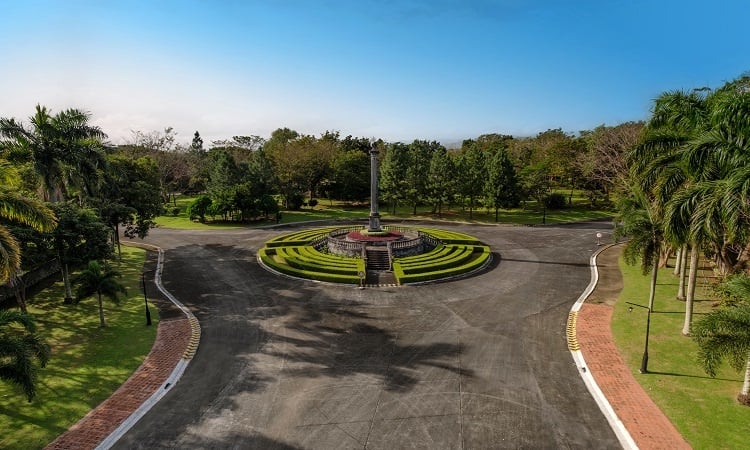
[258,142,491,286]
[258,224,492,286]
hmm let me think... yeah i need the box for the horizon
[1,0,747,147]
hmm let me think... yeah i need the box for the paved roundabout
[112,221,620,449]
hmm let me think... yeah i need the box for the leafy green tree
[0,310,50,402]
[426,146,455,215]
[520,163,552,224]
[380,143,409,214]
[485,148,521,221]
[74,260,126,328]
[456,143,486,219]
[98,155,163,257]
[49,202,112,303]
[331,150,370,202]
[187,195,212,223]
[0,105,107,202]
[404,140,437,214]
[191,131,204,153]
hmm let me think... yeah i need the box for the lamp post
[142,271,153,326]
[627,302,651,373]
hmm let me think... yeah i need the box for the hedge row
[393,245,491,284]
[397,245,478,274]
[259,247,362,284]
[265,227,338,245]
[418,228,483,245]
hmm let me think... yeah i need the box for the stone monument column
[368,140,382,232]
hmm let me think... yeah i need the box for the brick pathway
[577,245,691,450]
[44,317,192,450]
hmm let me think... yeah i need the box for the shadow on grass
[646,371,742,383]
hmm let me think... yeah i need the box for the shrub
[308,198,318,208]
[544,193,567,210]
[186,195,212,223]
[171,207,180,216]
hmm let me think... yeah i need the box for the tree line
[615,73,750,404]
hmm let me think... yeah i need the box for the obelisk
[367,140,382,232]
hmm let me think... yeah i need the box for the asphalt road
[113,220,620,449]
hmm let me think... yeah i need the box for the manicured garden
[612,256,750,449]
[0,247,156,450]
[258,226,491,285]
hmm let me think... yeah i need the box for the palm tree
[1,106,107,302]
[0,105,107,202]
[74,260,126,328]
[614,185,663,311]
[0,309,51,402]
[0,160,57,299]
[693,302,750,405]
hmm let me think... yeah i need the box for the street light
[142,270,153,326]
[627,302,651,373]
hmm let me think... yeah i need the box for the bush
[171,207,180,216]
[544,193,567,210]
[308,198,318,208]
[186,195,212,223]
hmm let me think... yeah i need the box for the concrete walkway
[44,227,690,449]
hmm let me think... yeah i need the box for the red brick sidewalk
[45,318,192,450]
[576,245,691,450]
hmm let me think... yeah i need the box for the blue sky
[1,0,747,146]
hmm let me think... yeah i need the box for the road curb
[567,243,638,450]
[95,244,201,450]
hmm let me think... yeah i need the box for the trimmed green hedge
[260,226,490,285]
[259,248,362,283]
[394,246,491,284]
[418,228,482,245]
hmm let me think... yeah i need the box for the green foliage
[186,195,212,222]
[0,246,156,449]
[544,192,567,209]
[330,150,370,201]
[0,105,107,203]
[485,148,521,221]
[0,310,50,402]
[74,260,127,328]
[456,143,486,219]
[693,304,750,378]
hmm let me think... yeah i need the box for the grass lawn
[612,256,750,450]
[155,194,614,229]
[0,246,157,450]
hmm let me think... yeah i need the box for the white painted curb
[96,246,199,450]
[569,244,638,450]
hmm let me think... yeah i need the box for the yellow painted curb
[566,311,580,351]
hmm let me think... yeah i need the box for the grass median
[612,257,750,449]
[155,194,614,230]
[0,246,157,450]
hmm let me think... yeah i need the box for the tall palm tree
[0,105,107,203]
[74,260,126,328]
[0,160,57,297]
[614,185,663,311]
[0,309,50,402]
[1,106,107,301]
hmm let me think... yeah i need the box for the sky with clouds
[1,0,747,146]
